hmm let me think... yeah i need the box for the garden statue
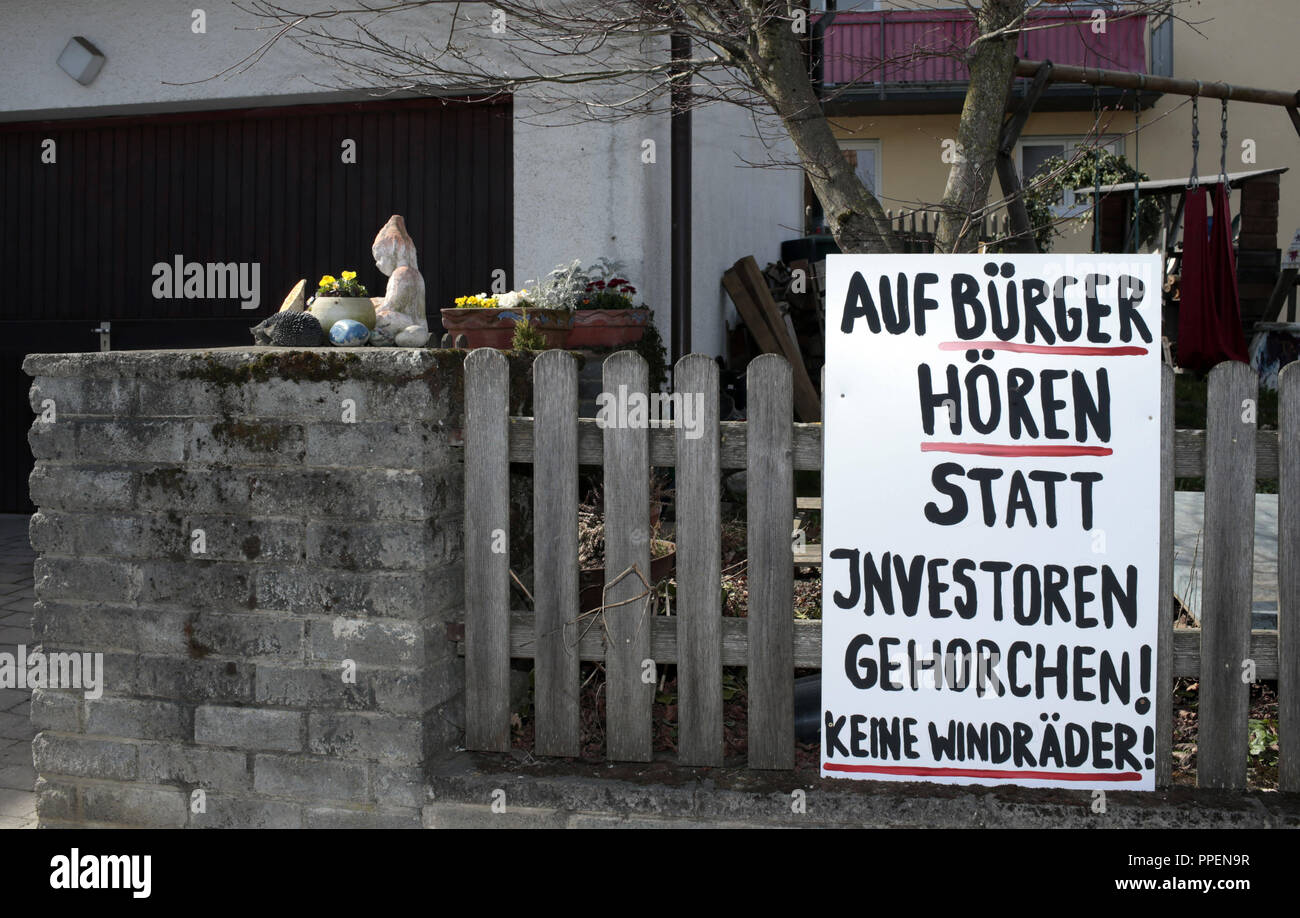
[370,214,430,347]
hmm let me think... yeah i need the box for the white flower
[497,290,526,309]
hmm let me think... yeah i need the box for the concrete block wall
[24,347,467,828]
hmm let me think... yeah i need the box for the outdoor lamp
[57,37,106,86]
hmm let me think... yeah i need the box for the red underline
[921,442,1113,458]
[939,341,1149,356]
[824,763,1143,781]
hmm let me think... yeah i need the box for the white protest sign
[821,254,1162,791]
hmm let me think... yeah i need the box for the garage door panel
[0,97,512,512]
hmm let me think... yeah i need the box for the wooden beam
[454,614,1283,680]
[1015,59,1300,108]
[498,417,1284,478]
[995,61,1053,254]
[1265,266,1299,323]
[1287,106,1300,141]
[999,61,1053,155]
[732,257,822,422]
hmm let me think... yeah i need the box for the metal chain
[1220,98,1229,183]
[1188,84,1200,190]
[1132,91,1141,253]
[1093,85,1102,251]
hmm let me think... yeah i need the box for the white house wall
[511,90,672,356]
[690,103,802,359]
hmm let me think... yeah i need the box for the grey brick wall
[24,348,467,828]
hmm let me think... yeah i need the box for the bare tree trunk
[747,14,899,254]
[933,0,1024,253]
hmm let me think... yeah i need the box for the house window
[1018,135,1123,218]
[807,139,882,234]
[842,140,881,196]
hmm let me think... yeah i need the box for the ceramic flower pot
[578,541,676,615]
[310,296,376,332]
[440,307,574,348]
[568,308,649,348]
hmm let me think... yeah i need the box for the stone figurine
[278,278,307,313]
[370,215,430,347]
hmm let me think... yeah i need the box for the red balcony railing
[819,9,1149,87]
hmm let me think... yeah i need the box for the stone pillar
[24,348,466,828]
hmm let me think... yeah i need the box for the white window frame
[1017,134,1124,219]
[808,138,882,234]
[840,138,883,198]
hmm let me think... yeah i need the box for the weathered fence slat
[674,355,724,766]
[602,351,653,761]
[1280,364,1299,792]
[504,419,1281,477]
[532,350,580,757]
[1198,362,1257,789]
[746,355,795,769]
[464,349,511,752]
[463,350,1289,783]
[1157,365,1175,788]
[467,611,1282,678]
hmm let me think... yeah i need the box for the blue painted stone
[329,318,370,346]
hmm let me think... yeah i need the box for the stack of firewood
[721,256,823,422]
[758,259,825,389]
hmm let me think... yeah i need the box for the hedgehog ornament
[250,310,325,347]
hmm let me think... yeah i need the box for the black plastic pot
[794,673,821,745]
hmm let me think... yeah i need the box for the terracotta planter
[439,307,573,348]
[578,541,676,615]
[568,308,650,348]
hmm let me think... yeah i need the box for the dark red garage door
[0,96,512,512]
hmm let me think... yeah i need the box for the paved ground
[0,515,36,829]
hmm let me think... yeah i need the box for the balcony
[815,7,1172,116]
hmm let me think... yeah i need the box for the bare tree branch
[208,0,1196,254]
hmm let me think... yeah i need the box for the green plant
[1017,149,1161,252]
[579,258,643,310]
[510,313,547,350]
[613,311,668,391]
[526,260,589,311]
[316,270,369,297]
[721,672,744,702]
[581,288,637,309]
[1248,718,1278,763]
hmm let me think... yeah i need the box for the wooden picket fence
[460,348,1299,791]
[886,208,1012,253]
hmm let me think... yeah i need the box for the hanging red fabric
[1176,183,1248,371]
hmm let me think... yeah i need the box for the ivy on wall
[1019,150,1162,252]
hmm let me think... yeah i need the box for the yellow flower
[341,270,357,281]
[319,275,336,287]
